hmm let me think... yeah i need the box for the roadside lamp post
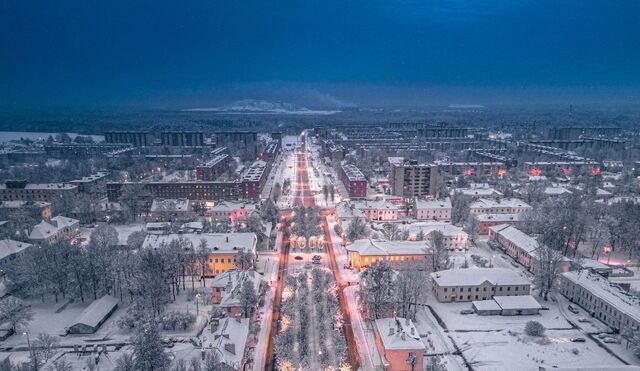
[195,293,201,315]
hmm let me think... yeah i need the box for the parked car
[577,317,591,323]
[460,309,474,315]
[598,333,610,339]
[294,256,303,260]
[570,337,586,342]
[568,305,579,314]
[603,337,620,344]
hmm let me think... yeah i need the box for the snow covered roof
[414,197,452,210]
[0,200,50,209]
[453,188,503,197]
[50,215,79,229]
[335,202,366,219]
[562,271,640,323]
[401,222,467,238]
[469,198,531,210]
[142,233,257,254]
[474,213,521,222]
[493,295,541,310]
[374,317,424,350]
[69,295,119,329]
[211,201,257,212]
[217,270,262,308]
[346,239,431,256]
[210,317,249,367]
[29,215,80,241]
[490,224,539,254]
[431,268,530,287]
[472,299,501,312]
[0,239,32,261]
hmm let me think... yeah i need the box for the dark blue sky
[2,0,640,108]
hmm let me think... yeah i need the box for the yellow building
[346,239,432,271]
[142,232,257,276]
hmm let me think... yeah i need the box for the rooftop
[346,239,431,256]
[431,268,529,287]
[375,317,424,350]
[142,233,257,253]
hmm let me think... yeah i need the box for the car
[312,255,321,260]
[567,305,580,314]
[312,259,321,265]
[460,309,475,315]
[570,337,586,342]
[294,256,303,260]
[603,337,619,344]
[577,317,591,323]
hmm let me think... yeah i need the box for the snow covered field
[451,329,626,370]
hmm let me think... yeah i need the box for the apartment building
[160,131,204,147]
[0,180,78,202]
[468,198,532,215]
[388,157,438,198]
[340,163,367,198]
[196,153,230,181]
[104,131,151,147]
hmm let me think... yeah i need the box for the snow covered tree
[0,297,33,333]
[240,278,258,318]
[235,248,254,270]
[361,260,394,319]
[131,319,170,371]
[346,216,368,241]
[381,223,401,241]
[431,231,449,271]
[127,230,147,250]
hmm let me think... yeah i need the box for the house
[559,271,640,337]
[473,213,522,235]
[413,197,451,221]
[400,222,468,251]
[28,215,80,244]
[149,198,193,222]
[430,268,530,302]
[469,198,532,215]
[346,239,432,271]
[0,239,33,271]
[374,317,425,371]
[209,201,257,226]
[210,316,250,370]
[142,233,257,276]
[211,269,262,317]
[67,295,119,334]
[335,200,399,222]
[451,186,503,199]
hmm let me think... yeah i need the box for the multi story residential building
[489,224,540,270]
[340,163,368,199]
[70,171,110,198]
[44,143,133,158]
[346,239,432,271]
[388,157,438,198]
[215,132,258,159]
[241,160,271,200]
[0,180,78,202]
[104,131,151,147]
[196,153,230,181]
[160,131,204,147]
[413,197,451,221]
[468,198,532,215]
[107,181,243,202]
[430,268,530,302]
[374,317,425,371]
[0,201,52,221]
[142,233,257,276]
[559,271,640,336]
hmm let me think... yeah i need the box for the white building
[559,271,640,337]
[336,200,399,222]
[0,239,33,270]
[209,201,257,225]
[431,268,530,302]
[413,197,451,221]
[400,222,468,251]
[28,215,80,244]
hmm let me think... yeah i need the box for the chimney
[226,236,229,243]
[410,327,415,336]
[401,332,406,341]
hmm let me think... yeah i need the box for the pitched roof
[0,239,32,261]
[430,268,529,287]
[69,295,119,329]
[346,239,431,256]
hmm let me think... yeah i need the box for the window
[444,288,448,292]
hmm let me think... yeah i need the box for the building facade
[388,157,438,198]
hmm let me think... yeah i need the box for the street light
[195,293,202,315]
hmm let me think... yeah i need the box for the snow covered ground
[451,329,625,370]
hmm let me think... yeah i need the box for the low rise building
[374,317,425,371]
[29,215,80,244]
[413,197,451,221]
[0,201,52,221]
[469,198,532,215]
[431,268,530,302]
[0,239,33,271]
[473,295,542,316]
[559,271,640,336]
[209,201,257,225]
[149,198,193,222]
[142,233,257,276]
[474,213,522,235]
[211,269,262,317]
[346,239,432,271]
[489,224,539,271]
[401,222,468,251]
